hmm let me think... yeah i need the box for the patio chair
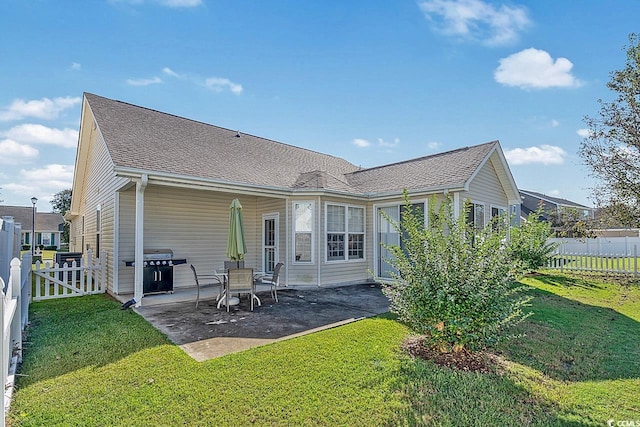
[226,268,260,312]
[190,264,223,310]
[256,262,284,302]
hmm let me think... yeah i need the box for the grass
[8,273,640,426]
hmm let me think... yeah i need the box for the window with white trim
[466,202,485,230]
[326,204,365,261]
[293,201,314,263]
[491,205,507,231]
[96,205,101,257]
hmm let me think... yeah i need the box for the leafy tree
[509,208,558,272]
[379,193,531,353]
[579,33,640,227]
[548,207,596,239]
[51,189,71,243]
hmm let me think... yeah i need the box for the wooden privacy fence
[33,249,107,301]
[547,245,639,276]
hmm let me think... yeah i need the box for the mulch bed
[402,337,502,374]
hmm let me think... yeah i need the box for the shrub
[379,193,531,352]
[22,244,30,251]
[509,208,558,272]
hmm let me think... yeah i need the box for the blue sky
[1,0,637,209]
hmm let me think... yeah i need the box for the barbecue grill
[123,249,187,294]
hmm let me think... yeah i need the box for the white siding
[69,119,128,293]
[462,153,509,226]
[116,186,288,293]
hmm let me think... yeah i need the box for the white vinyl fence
[32,249,106,301]
[0,216,30,426]
[547,237,640,276]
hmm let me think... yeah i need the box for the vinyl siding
[461,153,509,227]
[116,186,288,293]
[68,115,128,293]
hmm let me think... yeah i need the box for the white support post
[134,174,148,306]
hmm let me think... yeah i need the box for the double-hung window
[326,204,364,261]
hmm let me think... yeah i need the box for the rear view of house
[67,93,521,306]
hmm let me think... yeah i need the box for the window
[326,204,365,261]
[293,202,313,263]
[491,206,507,231]
[96,205,101,257]
[466,202,485,230]
[81,215,85,252]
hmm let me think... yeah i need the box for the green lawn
[8,273,639,426]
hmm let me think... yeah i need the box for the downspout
[133,174,148,307]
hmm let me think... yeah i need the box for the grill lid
[143,249,173,260]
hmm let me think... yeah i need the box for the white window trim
[292,200,315,265]
[324,202,366,263]
[467,200,486,228]
[490,204,507,217]
[262,212,280,273]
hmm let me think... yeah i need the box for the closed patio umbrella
[226,198,247,266]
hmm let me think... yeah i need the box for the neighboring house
[67,93,521,306]
[0,205,65,249]
[520,190,595,221]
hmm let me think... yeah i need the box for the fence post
[635,245,638,278]
[100,250,107,293]
[560,246,564,273]
[10,258,22,362]
[0,278,4,427]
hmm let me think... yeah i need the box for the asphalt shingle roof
[0,206,64,231]
[85,93,498,196]
[86,93,360,192]
[520,190,591,209]
[346,142,497,194]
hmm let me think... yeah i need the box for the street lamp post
[31,197,37,258]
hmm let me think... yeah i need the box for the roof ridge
[84,92,358,168]
[347,140,498,175]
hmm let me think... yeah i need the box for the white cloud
[2,164,74,204]
[418,0,530,46]
[3,124,78,148]
[0,96,81,121]
[353,138,371,148]
[0,139,38,163]
[505,144,566,165]
[109,0,201,8]
[378,137,400,148]
[162,67,183,78]
[126,76,163,86]
[551,119,559,128]
[495,48,582,89]
[205,77,243,94]
[548,189,561,197]
[426,141,442,150]
[70,62,81,71]
[576,128,592,138]
[158,0,202,7]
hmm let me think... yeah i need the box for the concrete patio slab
[134,282,390,361]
